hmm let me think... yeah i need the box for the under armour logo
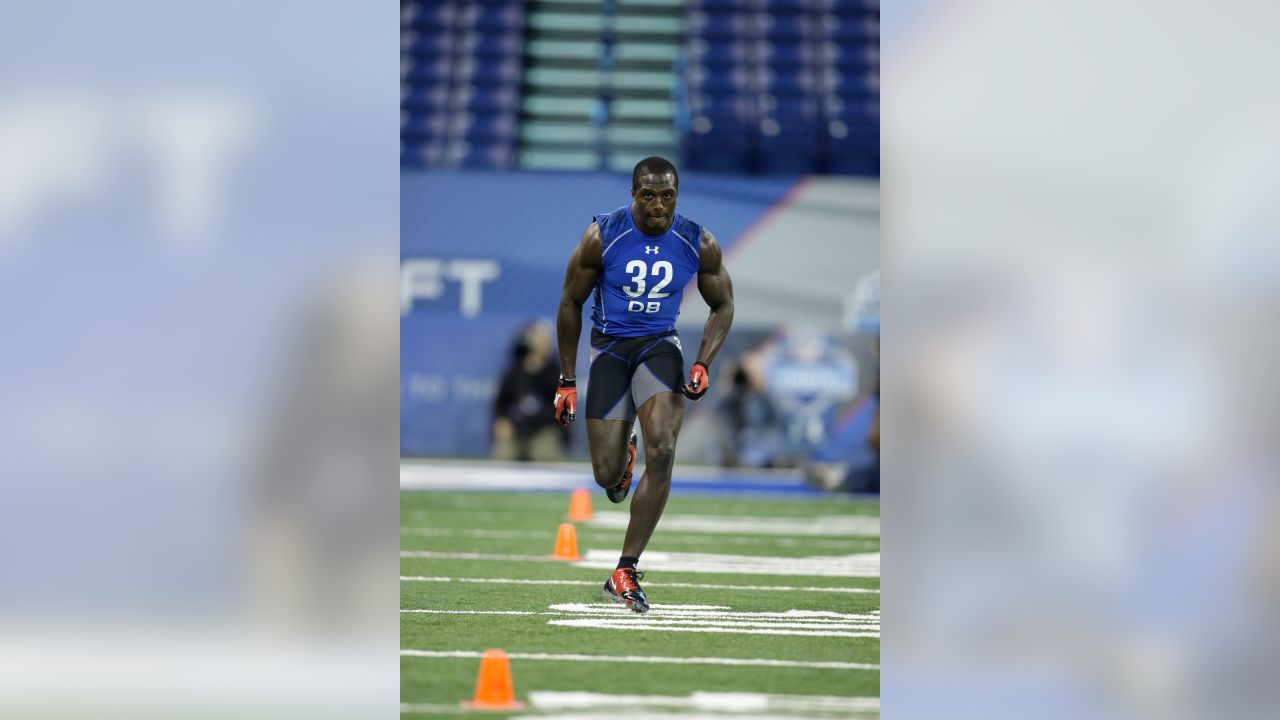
[645,245,659,255]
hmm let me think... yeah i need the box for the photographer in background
[492,321,567,462]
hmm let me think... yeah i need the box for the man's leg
[585,419,633,488]
[622,391,685,559]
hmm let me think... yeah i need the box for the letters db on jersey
[591,206,702,336]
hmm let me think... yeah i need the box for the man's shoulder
[594,206,632,239]
[671,214,703,252]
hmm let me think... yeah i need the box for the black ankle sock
[616,556,639,570]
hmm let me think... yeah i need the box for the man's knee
[644,438,676,475]
[591,458,624,488]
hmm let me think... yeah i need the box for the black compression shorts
[585,329,685,422]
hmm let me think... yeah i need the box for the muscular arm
[556,222,603,378]
[693,228,734,366]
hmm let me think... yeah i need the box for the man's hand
[683,362,709,401]
[554,377,577,425]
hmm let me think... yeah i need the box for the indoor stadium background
[401,0,879,489]
[401,0,879,714]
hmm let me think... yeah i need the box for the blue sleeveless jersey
[590,205,703,337]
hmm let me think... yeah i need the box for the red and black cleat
[601,567,649,614]
[605,432,638,504]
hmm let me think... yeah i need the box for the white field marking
[398,649,878,671]
[574,549,880,577]
[400,464,589,491]
[513,712,822,720]
[549,619,879,638]
[401,550,882,578]
[399,526,875,550]
[590,511,879,537]
[399,551,558,562]
[400,603,860,619]
[401,527,548,539]
[527,690,881,715]
[544,603,880,638]
[399,576,879,594]
[512,707,824,712]
[401,609,545,615]
[549,603,876,621]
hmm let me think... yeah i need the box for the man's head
[630,156,679,235]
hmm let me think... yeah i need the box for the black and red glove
[682,361,710,401]
[554,377,577,425]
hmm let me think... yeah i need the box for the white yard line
[575,550,881,578]
[548,603,876,621]
[401,609,548,616]
[547,619,879,638]
[528,690,880,714]
[400,550,881,578]
[399,576,879,594]
[400,613,877,631]
[403,604,880,639]
[511,714,833,720]
[589,512,879,537]
[399,551,558,562]
[399,526,876,550]
[399,649,878,671]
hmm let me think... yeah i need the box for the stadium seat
[400,1,524,169]
[455,112,518,142]
[687,0,754,11]
[455,84,519,113]
[760,0,813,12]
[403,55,453,83]
[760,67,815,95]
[759,40,810,68]
[687,64,751,94]
[406,3,457,31]
[459,141,515,170]
[685,39,748,67]
[686,11,751,39]
[399,0,877,174]
[401,111,448,141]
[402,30,453,57]
[459,31,523,58]
[459,3,525,32]
[454,57,521,86]
[402,84,450,112]
[759,13,813,40]
[401,139,444,166]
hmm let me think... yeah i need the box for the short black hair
[632,156,679,191]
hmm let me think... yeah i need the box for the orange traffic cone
[567,487,593,521]
[551,522,580,561]
[463,649,525,710]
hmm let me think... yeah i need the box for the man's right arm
[556,222,603,379]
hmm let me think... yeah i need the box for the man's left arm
[684,229,734,400]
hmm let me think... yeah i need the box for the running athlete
[553,156,734,614]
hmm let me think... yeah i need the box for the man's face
[631,173,678,233]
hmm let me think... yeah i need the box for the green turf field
[401,489,880,718]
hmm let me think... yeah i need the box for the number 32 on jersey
[621,259,673,313]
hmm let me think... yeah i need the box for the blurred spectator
[716,359,780,467]
[761,326,858,465]
[491,321,566,462]
[709,327,862,470]
[806,382,879,493]
[805,332,878,493]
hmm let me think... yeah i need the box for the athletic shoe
[605,432,638,504]
[601,567,649,614]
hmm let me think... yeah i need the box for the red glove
[683,361,709,401]
[554,377,577,425]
